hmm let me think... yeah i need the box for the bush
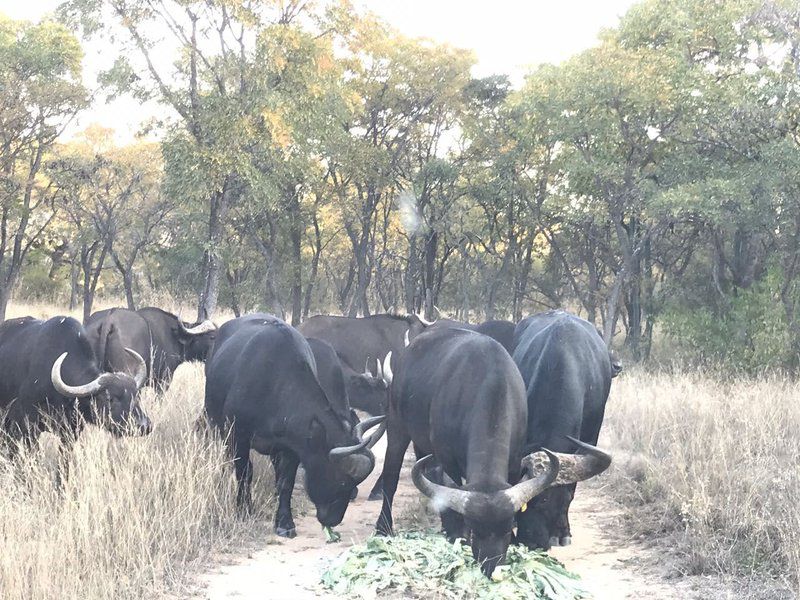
[661,271,793,372]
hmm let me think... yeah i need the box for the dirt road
[195,443,744,600]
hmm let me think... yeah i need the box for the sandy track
[195,442,744,600]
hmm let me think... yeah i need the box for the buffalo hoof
[368,490,383,501]
[560,536,572,546]
[548,536,560,548]
[350,487,359,501]
[276,526,297,538]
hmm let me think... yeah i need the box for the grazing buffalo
[512,310,613,550]
[205,314,384,538]
[0,316,151,443]
[375,327,599,577]
[86,307,217,387]
[430,318,516,354]
[297,312,431,374]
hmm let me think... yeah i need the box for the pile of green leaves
[320,532,587,599]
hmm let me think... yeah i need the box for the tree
[48,127,166,320]
[0,16,86,321]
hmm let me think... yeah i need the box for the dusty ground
[191,440,783,600]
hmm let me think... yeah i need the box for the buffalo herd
[0,304,620,578]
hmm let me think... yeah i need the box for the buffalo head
[50,349,151,436]
[305,415,386,527]
[176,319,217,361]
[345,358,389,416]
[609,349,623,377]
[412,451,559,577]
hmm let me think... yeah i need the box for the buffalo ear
[307,416,328,452]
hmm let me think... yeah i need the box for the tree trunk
[303,212,322,319]
[422,230,438,320]
[69,254,79,311]
[287,189,303,326]
[197,177,238,321]
[225,270,242,318]
[197,195,223,321]
[405,237,419,313]
[0,286,10,322]
[122,269,136,310]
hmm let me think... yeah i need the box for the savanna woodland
[2,0,798,369]
[3,1,800,598]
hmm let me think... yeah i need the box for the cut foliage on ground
[320,531,587,600]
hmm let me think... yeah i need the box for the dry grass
[0,363,277,600]
[5,298,237,324]
[603,369,800,593]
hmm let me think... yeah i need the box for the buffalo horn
[51,353,106,398]
[180,319,217,335]
[125,347,147,389]
[522,436,612,486]
[412,455,473,515]
[364,358,372,377]
[415,312,436,327]
[503,449,559,512]
[335,451,375,484]
[555,436,611,484]
[355,415,386,450]
[330,415,386,457]
[381,352,393,385]
[404,329,410,347]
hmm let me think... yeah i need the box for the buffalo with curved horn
[374,326,609,577]
[0,316,151,444]
[512,310,617,549]
[85,307,217,388]
[297,312,435,415]
[204,314,384,538]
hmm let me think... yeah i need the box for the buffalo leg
[271,449,300,538]
[231,427,254,516]
[367,474,384,501]
[374,426,411,536]
[368,442,424,501]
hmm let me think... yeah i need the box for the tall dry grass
[603,369,800,593]
[0,363,276,600]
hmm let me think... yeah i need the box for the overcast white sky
[2,0,638,141]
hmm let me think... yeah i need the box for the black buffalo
[86,307,217,387]
[305,338,358,428]
[374,327,601,577]
[0,316,151,443]
[430,318,516,354]
[204,314,384,537]
[297,313,431,414]
[512,310,613,550]
[305,335,388,416]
